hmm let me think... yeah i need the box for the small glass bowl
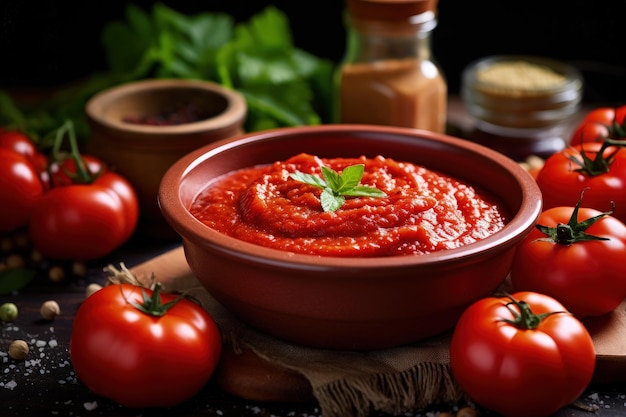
[461,55,583,160]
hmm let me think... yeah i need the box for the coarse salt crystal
[3,380,17,390]
[84,401,98,411]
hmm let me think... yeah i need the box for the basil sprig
[290,164,386,212]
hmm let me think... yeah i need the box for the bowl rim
[85,78,247,135]
[159,124,542,271]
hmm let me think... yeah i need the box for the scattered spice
[85,283,103,298]
[0,302,18,322]
[72,261,88,277]
[5,253,26,269]
[8,339,29,360]
[40,300,61,321]
[123,102,213,126]
[48,265,66,283]
[456,406,480,417]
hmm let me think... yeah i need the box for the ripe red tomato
[70,283,222,408]
[28,171,139,260]
[570,105,626,145]
[536,141,626,223]
[95,172,140,242]
[0,129,38,159]
[49,154,107,187]
[0,149,45,232]
[510,200,626,318]
[0,129,49,187]
[450,292,595,417]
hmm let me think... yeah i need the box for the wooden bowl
[86,78,247,239]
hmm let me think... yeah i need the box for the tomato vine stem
[51,120,101,184]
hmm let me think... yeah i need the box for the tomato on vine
[510,190,626,318]
[536,139,626,223]
[570,105,626,145]
[450,292,595,417]
[28,121,139,260]
[49,154,107,187]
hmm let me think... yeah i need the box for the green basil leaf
[321,166,343,191]
[344,186,388,198]
[336,164,364,193]
[292,163,386,211]
[290,171,327,188]
[321,188,344,213]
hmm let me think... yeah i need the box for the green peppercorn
[0,302,18,322]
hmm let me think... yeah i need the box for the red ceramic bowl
[158,125,542,350]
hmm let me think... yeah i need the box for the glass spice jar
[336,0,447,133]
[461,55,583,161]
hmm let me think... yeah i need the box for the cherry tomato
[28,171,138,260]
[510,198,626,317]
[536,141,626,223]
[49,154,107,187]
[450,292,595,417]
[70,283,222,408]
[570,105,626,145]
[0,149,45,232]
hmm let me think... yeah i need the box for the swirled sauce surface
[189,153,506,257]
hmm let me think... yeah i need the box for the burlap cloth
[182,283,464,417]
[122,264,466,417]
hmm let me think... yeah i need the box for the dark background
[1,0,625,104]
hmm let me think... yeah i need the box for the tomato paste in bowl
[159,124,542,350]
[189,153,507,257]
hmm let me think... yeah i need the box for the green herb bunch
[0,3,334,141]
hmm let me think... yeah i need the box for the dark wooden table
[3,98,626,417]
[3,233,626,417]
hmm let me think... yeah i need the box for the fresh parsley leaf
[290,164,387,212]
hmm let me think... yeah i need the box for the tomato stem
[126,282,181,317]
[51,120,101,184]
[499,293,562,330]
[535,188,611,245]
[570,137,626,176]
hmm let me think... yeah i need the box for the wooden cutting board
[129,246,626,402]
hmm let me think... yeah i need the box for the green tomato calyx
[290,163,386,212]
[127,282,181,317]
[536,188,612,245]
[500,294,562,330]
[50,120,103,184]
[570,136,626,176]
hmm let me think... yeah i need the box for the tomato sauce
[189,153,506,257]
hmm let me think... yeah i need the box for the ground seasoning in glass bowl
[461,55,583,161]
